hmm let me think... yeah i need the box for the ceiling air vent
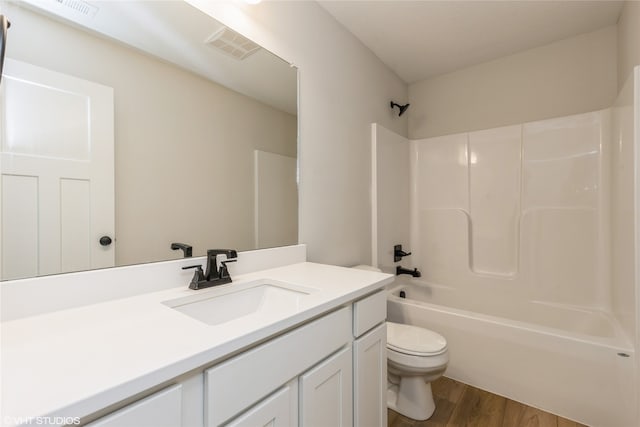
[205,27,261,60]
[54,0,99,18]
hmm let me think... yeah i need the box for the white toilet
[351,265,449,421]
[386,321,449,420]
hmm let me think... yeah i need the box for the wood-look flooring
[387,377,587,427]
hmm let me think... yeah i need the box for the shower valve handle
[394,244,412,262]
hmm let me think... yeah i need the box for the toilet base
[387,377,436,421]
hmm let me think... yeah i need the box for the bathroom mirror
[0,0,298,280]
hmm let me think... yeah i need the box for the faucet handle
[394,244,412,262]
[182,264,205,289]
[219,259,237,279]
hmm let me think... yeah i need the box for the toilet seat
[387,322,447,356]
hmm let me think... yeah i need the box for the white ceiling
[319,0,625,84]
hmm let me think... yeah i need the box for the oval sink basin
[162,280,315,326]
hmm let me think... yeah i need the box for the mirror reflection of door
[0,58,114,280]
[254,150,298,249]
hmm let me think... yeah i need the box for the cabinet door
[354,323,387,427]
[86,385,182,427]
[226,380,297,427]
[299,346,353,427]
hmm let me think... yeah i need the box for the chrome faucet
[182,249,238,290]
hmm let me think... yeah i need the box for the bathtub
[386,279,636,427]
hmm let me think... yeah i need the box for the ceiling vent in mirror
[18,0,99,24]
[205,27,261,60]
[52,0,98,18]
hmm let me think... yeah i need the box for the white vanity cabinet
[85,291,387,427]
[2,253,396,427]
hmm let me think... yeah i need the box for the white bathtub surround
[1,244,393,426]
[410,109,610,307]
[371,67,639,427]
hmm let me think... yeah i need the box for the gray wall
[408,25,618,139]
[188,0,409,267]
[617,1,640,91]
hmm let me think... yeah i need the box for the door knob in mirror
[99,236,113,246]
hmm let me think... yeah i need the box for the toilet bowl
[386,321,449,420]
[350,264,449,421]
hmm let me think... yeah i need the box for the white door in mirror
[254,150,298,249]
[0,58,115,279]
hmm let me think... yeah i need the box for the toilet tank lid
[387,322,447,356]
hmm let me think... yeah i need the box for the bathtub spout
[396,266,421,277]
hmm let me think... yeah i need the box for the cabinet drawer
[205,307,351,426]
[86,385,182,427]
[353,290,386,337]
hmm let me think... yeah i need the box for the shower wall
[611,71,637,342]
[373,67,639,425]
[371,124,410,272]
[410,110,610,311]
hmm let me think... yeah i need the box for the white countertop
[1,262,392,426]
